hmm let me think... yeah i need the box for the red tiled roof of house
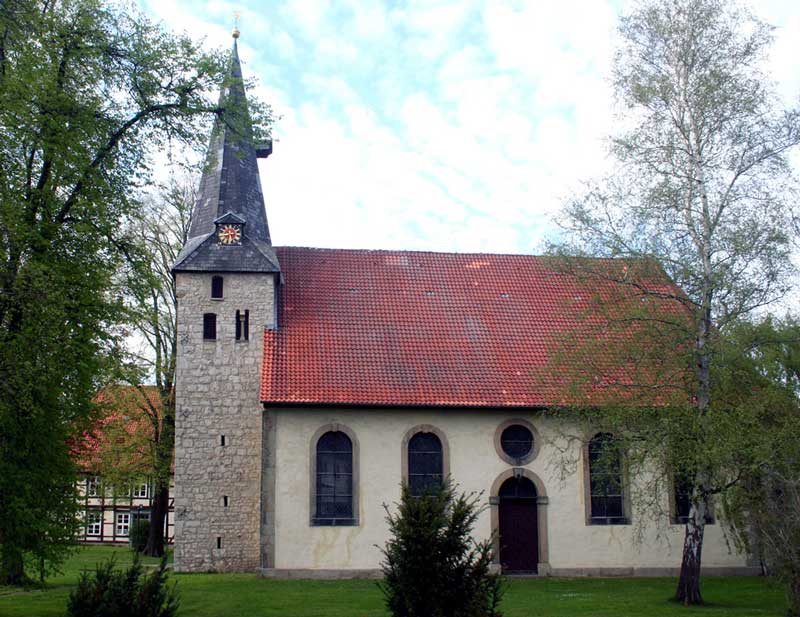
[261,247,684,408]
[73,386,165,472]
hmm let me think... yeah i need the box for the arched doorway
[498,476,538,573]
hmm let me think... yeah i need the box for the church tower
[172,32,279,572]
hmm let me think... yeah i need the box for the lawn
[0,546,785,617]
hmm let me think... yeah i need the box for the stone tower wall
[173,271,275,572]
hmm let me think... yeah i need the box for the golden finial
[232,11,241,39]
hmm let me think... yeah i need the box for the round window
[500,424,534,460]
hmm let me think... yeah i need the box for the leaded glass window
[314,431,354,526]
[408,432,443,496]
[588,433,627,525]
[500,424,534,461]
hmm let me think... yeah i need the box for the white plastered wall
[270,407,750,574]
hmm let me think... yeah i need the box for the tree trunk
[675,494,708,605]
[143,483,169,557]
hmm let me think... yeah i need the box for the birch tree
[551,0,799,605]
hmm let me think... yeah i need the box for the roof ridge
[274,245,550,259]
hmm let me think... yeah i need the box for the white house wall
[76,476,175,545]
[269,407,753,576]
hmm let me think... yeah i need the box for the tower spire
[174,33,279,273]
[232,10,241,40]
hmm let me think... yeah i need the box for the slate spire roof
[174,37,280,273]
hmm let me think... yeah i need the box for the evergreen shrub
[66,553,178,617]
[129,519,150,553]
[380,479,504,617]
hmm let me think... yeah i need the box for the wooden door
[498,477,539,573]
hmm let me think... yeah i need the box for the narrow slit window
[211,276,224,299]
[216,537,222,549]
[220,435,226,447]
[203,313,216,340]
[223,496,229,507]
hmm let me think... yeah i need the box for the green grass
[0,546,786,616]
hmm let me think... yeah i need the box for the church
[171,36,754,577]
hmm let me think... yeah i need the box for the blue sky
[141,0,800,256]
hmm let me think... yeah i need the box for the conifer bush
[66,553,178,617]
[380,480,504,617]
[129,519,151,554]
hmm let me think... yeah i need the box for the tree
[380,480,504,617]
[0,0,270,584]
[118,176,196,557]
[720,317,800,616]
[550,0,799,605]
[66,553,178,617]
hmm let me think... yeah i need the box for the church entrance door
[498,476,538,573]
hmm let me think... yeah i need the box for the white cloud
[140,0,800,259]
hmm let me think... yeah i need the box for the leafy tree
[0,0,270,584]
[549,0,800,605]
[720,317,800,617]
[380,480,504,617]
[111,176,196,557]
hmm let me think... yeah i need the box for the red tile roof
[260,248,681,408]
[73,386,165,472]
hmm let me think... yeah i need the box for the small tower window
[211,276,224,299]
[235,310,250,341]
[203,313,217,340]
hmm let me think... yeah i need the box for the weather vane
[232,10,241,39]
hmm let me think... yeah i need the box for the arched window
[408,432,443,496]
[588,433,627,525]
[314,431,354,525]
[211,276,223,299]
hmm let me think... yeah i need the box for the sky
[140,0,800,256]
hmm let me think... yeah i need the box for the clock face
[218,224,242,245]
